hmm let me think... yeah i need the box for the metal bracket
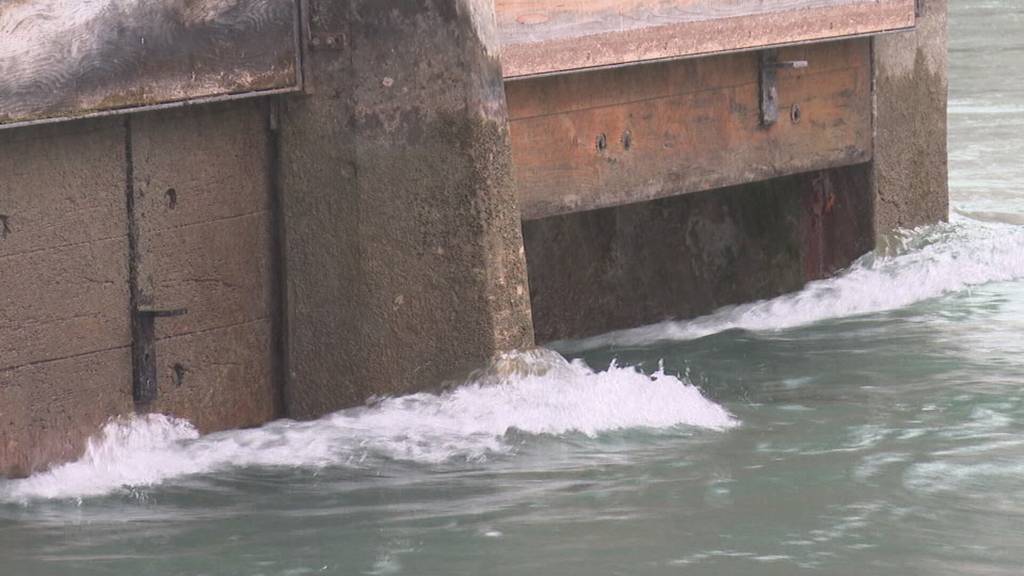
[133,307,188,406]
[760,50,808,127]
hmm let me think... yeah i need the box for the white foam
[559,216,1024,352]
[1,350,735,502]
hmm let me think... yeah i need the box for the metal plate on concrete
[0,0,300,128]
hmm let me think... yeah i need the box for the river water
[2,2,1023,574]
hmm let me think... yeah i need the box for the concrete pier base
[0,120,132,477]
[872,0,949,234]
[523,164,874,342]
[0,102,284,477]
[278,0,534,417]
[0,0,948,477]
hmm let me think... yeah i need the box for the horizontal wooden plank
[152,321,277,433]
[0,238,131,371]
[0,347,132,477]
[132,103,276,339]
[508,39,873,220]
[0,118,125,260]
[0,0,298,127]
[129,102,280,422]
[130,101,272,232]
[140,214,276,339]
[498,0,914,78]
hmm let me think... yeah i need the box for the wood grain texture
[507,39,873,220]
[0,118,132,477]
[0,348,132,477]
[130,101,280,428]
[0,238,131,371]
[150,321,276,433]
[0,118,127,259]
[0,117,130,371]
[0,0,298,127]
[497,0,914,77]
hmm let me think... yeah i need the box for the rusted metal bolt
[790,104,802,124]
[596,133,608,151]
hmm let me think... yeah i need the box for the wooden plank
[131,101,273,231]
[150,322,277,433]
[131,101,281,426]
[0,0,299,127]
[497,0,914,78]
[0,116,132,477]
[0,118,126,260]
[0,347,132,478]
[0,239,131,370]
[507,39,873,220]
[141,216,275,340]
[132,101,274,340]
[0,117,131,371]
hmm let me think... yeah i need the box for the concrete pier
[523,165,874,342]
[0,0,948,476]
[278,0,534,417]
[873,0,950,233]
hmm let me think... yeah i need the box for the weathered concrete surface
[279,0,534,417]
[0,119,133,477]
[0,100,284,477]
[130,101,281,432]
[872,0,949,234]
[523,164,874,342]
[497,0,915,78]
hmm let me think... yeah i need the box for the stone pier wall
[277,0,535,418]
[872,0,950,234]
[522,164,875,342]
[0,101,283,478]
[0,0,948,477]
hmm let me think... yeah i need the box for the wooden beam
[497,0,914,78]
[0,0,299,128]
[507,39,873,220]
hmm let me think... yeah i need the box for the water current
[2,1,1023,574]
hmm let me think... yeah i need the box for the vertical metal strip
[124,116,154,407]
[267,96,290,418]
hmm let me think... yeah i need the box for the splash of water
[558,216,1024,352]
[1,350,735,503]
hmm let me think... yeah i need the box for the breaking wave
[559,215,1024,351]
[1,350,734,502]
